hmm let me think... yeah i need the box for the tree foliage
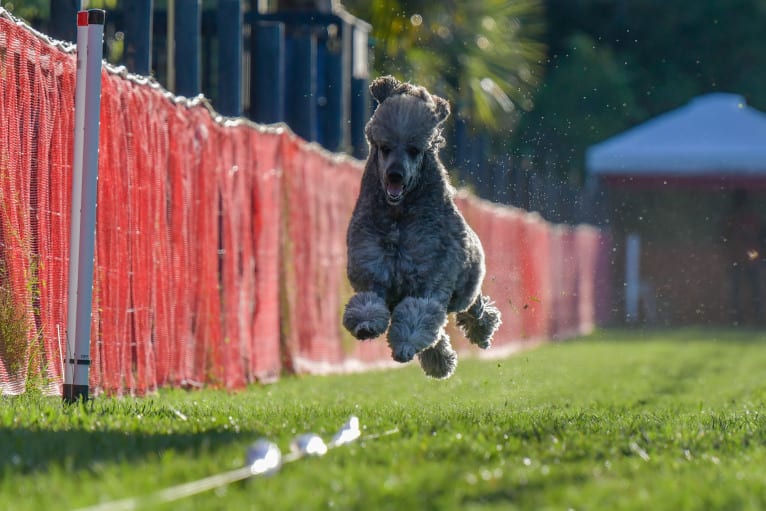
[515,32,645,179]
[1,0,49,20]
[343,0,546,131]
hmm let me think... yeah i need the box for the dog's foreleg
[342,291,390,340]
[387,297,447,362]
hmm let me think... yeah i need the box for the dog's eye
[379,145,391,157]
[406,146,420,158]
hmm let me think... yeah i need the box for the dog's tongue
[386,182,403,198]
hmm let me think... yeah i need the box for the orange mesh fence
[454,194,612,351]
[573,225,601,335]
[92,85,288,394]
[0,13,612,395]
[549,226,579,338]
[0,17,74,395]
[279,134,391,374]
[0,13,286,395]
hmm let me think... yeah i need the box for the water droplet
[246,440,282,475]
[291,434,328,456]
[330,416,361,447]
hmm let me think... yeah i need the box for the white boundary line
[74,423,399,511]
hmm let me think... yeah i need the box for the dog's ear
[370,75,401,104]
[433,95,451,124]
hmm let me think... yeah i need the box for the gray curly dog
[342,75,502,379]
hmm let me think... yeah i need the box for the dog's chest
[379,221,426,282]
[382,223,401,252]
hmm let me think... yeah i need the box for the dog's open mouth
[385,182,405,204]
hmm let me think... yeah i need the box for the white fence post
[64,9,105,403]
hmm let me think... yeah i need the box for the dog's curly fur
[343,75,502,379]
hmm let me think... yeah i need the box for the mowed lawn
[2,328,766,510]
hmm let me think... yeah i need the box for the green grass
[3,328,766,510]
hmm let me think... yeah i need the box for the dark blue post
[495,161,511,204]
[319,22,350,152]
[216,0,242,116]
[350,77,369,158]
[174,0,201,97]
[454,116,468,187]
[285,33,317,142]
[124,0,153,76]
[48,0,80,43]
[350,24,370,159]
[477,133,491,199]
[253,22,286,124]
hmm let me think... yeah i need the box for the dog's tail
[456,294,502,349]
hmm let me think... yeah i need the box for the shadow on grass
[460,471,591,509]
[0,425,244,474]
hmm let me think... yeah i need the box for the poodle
[342,75,502,379]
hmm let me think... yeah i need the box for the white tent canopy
[586,93,766,179]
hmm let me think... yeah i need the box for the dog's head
[364,76,450,206]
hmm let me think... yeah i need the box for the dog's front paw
[353,322,382,340]
[343,292,390,340]
[387,297,447,362]
[391,341,418,363]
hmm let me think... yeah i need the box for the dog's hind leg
[387,297,447,362]
[343,291,391,340]
[456,294,502,349]
[417,329,457,379]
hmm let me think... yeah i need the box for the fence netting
[0,10,612,396]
